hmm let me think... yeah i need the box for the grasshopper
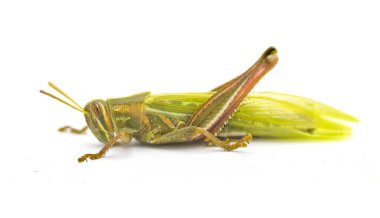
[40,47,357,162]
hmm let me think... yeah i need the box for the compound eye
[91,103,103,117]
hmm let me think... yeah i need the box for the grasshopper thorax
[84,99,115,143]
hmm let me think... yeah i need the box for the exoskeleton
[40,47,357,162]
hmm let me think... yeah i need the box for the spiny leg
[196,128,252,151]
[187,47,278,134]
[211,49,277,92]
[58,125,88,134]
[184,48,276,149]
[150,126,250,151]
[78,134,121,163]
[149,48,277,149]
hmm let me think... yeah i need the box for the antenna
[40,82,87,115]
[48,82,83,110]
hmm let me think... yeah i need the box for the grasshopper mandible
[40,47,357,162]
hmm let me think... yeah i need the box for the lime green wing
[145,92,358,139]
[223,92,358,138]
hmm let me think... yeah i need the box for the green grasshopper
[40,47,357,162]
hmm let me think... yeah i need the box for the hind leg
[149,48,277,149]
[150,126,250,151]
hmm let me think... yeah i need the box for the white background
[0,1,379,217]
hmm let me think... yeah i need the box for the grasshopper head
[40,82,116,144]
[84,100,115,143]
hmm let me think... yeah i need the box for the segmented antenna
[40,82,87,115]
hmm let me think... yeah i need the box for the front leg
[78,135,120,163]
[78,132,131,162]
[58,125,88,134]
